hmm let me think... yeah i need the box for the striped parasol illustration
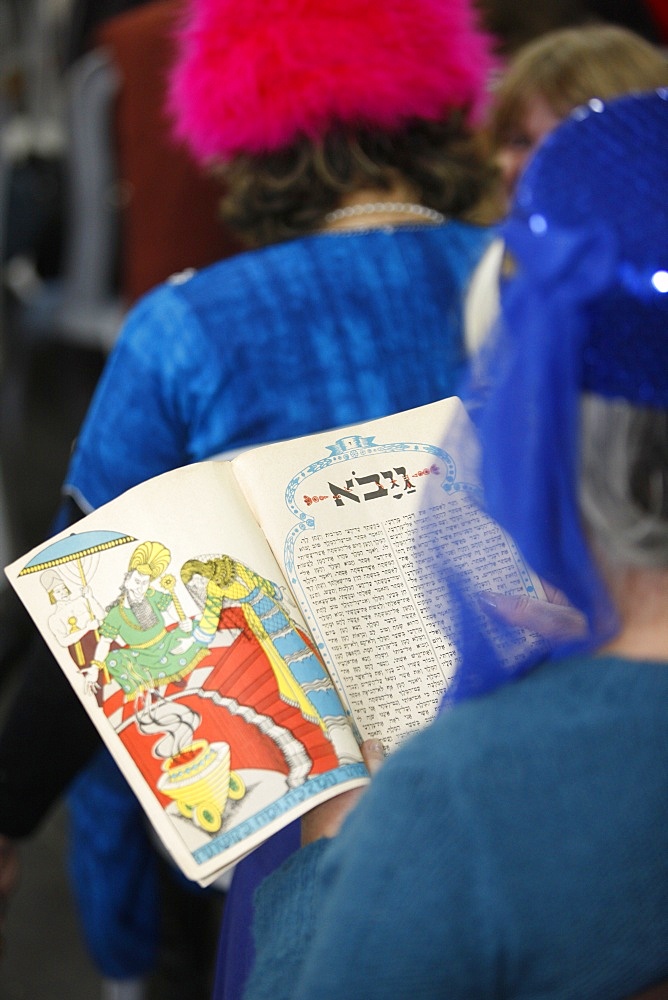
[19,530,137,621]
[19,530,137,577]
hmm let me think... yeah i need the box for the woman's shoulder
[133,238,323,313]
[134,221,493,308]
[391,651,668,779]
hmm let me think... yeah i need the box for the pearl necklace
[324,201,446,226]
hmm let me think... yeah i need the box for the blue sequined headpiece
[502,88,668,407]
[443,90,668,705]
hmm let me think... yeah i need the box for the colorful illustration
[21,530,134,669]
[180,555,345,730]
[20,535,354,853]
[41,568,105,668]
[85,540,213,698]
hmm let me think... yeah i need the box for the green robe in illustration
[100,588,208,697]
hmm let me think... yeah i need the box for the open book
[5,397,544,886]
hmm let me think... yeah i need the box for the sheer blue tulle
[436,90,668,707]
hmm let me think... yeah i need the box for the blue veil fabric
[438,89,668,706]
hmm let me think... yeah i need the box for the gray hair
[579,394,668,568]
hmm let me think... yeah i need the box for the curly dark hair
[215,115,496,247]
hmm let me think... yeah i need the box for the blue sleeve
[245,732,497,1000]
[63,282,224,509]
[242,839,331,1000]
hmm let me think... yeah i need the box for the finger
[478,591,527,624]
[479,592,586,643]
[301,787,366,844]
[360,739,385,776]
[540,581,572,607]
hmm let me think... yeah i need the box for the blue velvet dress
[63,222,492,984]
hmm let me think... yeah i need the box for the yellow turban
[128,541,171,580]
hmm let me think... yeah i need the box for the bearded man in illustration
[82,540,214,700]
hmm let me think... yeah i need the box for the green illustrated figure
[85,541,220,700]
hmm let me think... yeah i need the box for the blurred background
[1,3,109,994]
[0,2,232,995]
[0,0,666,997]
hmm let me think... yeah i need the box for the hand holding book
[479,584,587,646]
[301,739,386,845]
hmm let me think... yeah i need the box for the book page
[5,461,366,886]
[234,398,546,753]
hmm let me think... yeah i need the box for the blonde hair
[181,556,235,588]
[489,24,668,148]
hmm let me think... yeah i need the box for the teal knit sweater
[246,654,668,999]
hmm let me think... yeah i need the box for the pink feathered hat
[168,0,495,163]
